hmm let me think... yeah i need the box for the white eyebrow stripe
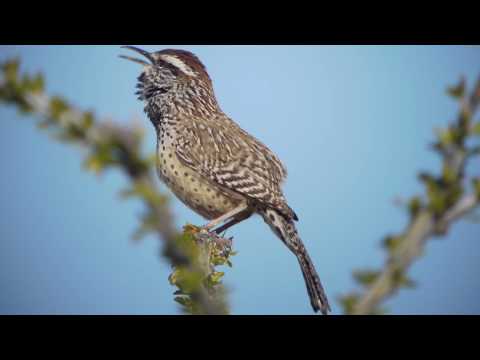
[160,54,197,77]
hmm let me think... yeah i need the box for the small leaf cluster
[167,225,236,314]
[0,59,44,112]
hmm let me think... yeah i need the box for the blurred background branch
[340,76,480,315]
[0,58,235,315]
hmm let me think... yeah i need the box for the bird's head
[120,46,213,103]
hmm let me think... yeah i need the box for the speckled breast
[156,139,242,220]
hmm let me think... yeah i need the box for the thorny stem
[352,195,478,314]
[350,77,480,315]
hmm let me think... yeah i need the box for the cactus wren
[120,46,330,314]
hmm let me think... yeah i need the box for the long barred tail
[260,207,331,314]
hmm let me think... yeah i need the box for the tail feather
[296,245,331,314]
[260,207,331,314]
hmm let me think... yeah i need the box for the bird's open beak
[119,46,155,65]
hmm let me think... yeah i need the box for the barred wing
[174,115,296,219]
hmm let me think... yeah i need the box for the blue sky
[0,45,479,314]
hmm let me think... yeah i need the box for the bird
[120,46,331,314]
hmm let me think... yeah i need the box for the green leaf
[82,112,94,130]
[146,152,157,166]
[131,212,159,241]
[382,235,404,252]
[438,128,454,146]
[353,269,380,287]
[442,164,456,185]
[174,296,192,307]
[472,122,480,136]
[338,293,360,314]
[168,269,180,286]
[392,269,416,289]
[30,73,44,93]
[49,96,70,119]
[2,59,20,83]
[210,256,226,266]
[421,176,447,216]
[408,197,423,218]
[172,268,203,294]
[473,178,480,199]
[83,154,104,174]
[209,271,224,284]
[447,77,465,99]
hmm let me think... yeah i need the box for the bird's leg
[214,210,253,234]
[202,203,249,231]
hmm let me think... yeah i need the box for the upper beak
[119,46,155,65]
